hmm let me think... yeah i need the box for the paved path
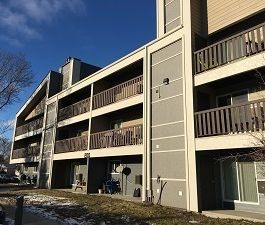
[0,201,61,225]
[202,210,265,223]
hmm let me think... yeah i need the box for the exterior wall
[110,156,142,196]
[221,161,265,213]
[156,0,182,37]
[88,158,108,193]
[191,0,207,37]
[207,0,265,34]
[51,160,72,188]
[48,72,62,98]
[61,62,71,90]
[88,156,142,196]
[196,78,265,111]
[22,163,38,178]
[25,97,45,121]
[71,59,81,85]
[38,101,57,188]
[150,40,187,208]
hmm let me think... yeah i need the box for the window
[24,166,28,172]
[222,159,239,200]
[33,166,38,173]
[108,160,121,174]
[110,120,122,130]
[217,90,248,107]
[222,160,258,203]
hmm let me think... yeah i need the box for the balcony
[194,22,265,74]
[90,124,143,149]
[58,97,90,121]
[92,75,143,110]
[12,146,40,159]
[55,135,88,154]
[15,117,43,137]
[195,99,265,138]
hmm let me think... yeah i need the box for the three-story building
[10,0,265,213]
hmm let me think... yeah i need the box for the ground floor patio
[197,149,265,213]
[51,155,143,198]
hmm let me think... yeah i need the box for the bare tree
[217,67,265,176]
[0,49,33,111]
[0,50,33,163]
[0,137,11,165]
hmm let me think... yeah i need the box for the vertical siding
[208,0,265,34]
[191,0,203,35]
[150,40,187,208]
[164,0,181,33]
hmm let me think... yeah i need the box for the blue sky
[0,0,156,137]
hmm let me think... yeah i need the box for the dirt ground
[0,188,263,225]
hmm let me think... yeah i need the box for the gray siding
[88,156,142,197]
[150,40,187,208]
[88,158,108,193]
[110,157,142,197]
[227,194,265,213]
[164,0,181,33]
[152,180,187,208]
[38,102,57,188]
[207,0,265,34]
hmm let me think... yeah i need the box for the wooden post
[85,153,90,194]
[14,196,24,225]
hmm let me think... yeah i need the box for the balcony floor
[195,132,264,151]
[53,144,143,161]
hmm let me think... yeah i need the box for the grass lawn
[0,188,262,225]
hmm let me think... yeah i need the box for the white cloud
[0,0,86,45]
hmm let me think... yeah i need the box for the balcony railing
[92,75,143,110]
[195,99,265,138]
[194,22,265,74]
[58,97,90,121]
[55,135,88,154]
[90,124,143,149]
[15,117,44,136]
[12,146,40,159]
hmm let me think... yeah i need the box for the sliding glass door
[238,162,258,203]
[222,160,258,203]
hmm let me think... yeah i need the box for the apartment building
[10,0,265,213]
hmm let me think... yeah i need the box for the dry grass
[0,188,263,225]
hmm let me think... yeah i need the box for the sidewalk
[0,201,60,225]
[202,210,265,223]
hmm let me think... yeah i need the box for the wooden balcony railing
[15,117,44,136]
[58,97,90,121]
[195,99,265,138]
[55,135,88,154]
[194,22,265,74]
[12,146,40,159]
[92,75,143,110]
[90,124,143,149]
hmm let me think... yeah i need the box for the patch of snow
[23,194,93,225]
[63,217,95,225]
[25,205,60,222]
[121,215,130,222]
[5,217,14,225]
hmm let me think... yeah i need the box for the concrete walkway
[202,210,265,223]
[0,201,60,225]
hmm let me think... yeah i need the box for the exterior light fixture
[163,78,169,85]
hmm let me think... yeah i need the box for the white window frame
[216,89,249,107]
[110,120,122,130]
[220,160,260,205]
[24,165,28,172]
[163,0,183,34]
[33,166,38,173]
[108,160,121,175]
